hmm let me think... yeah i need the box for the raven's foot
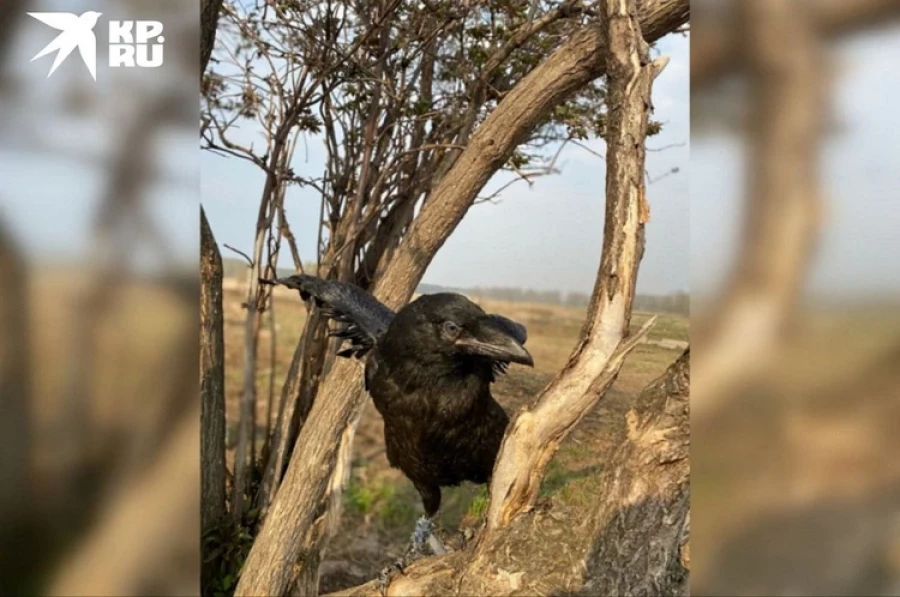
[377,517,440,595]
[410,515,434,554]
[411,515,449,554]
[377,559,404,596]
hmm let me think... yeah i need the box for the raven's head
[387,293,533,367]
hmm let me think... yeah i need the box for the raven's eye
[443,320,460,335]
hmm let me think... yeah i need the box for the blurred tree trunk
[691,0,823,425]
[200,208,227,588]
[47,405,201,597]
[0,219,35,594]
[234,1,689,596]
[691,0,900,88]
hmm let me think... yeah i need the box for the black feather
[279,276,531,519]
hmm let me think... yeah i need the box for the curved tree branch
[692,0,823,425]
[691,0,900,90]
[483,0,667,535]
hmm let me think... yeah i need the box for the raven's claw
[377,516,440,594]
[377,560,404,596]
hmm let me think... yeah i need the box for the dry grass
[26,271,195,472]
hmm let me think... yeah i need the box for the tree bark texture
[200,208,227,588]
[201,0,224,78]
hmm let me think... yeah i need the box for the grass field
[221,281,688,591]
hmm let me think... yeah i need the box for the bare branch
[484,0,661,531]
[223,243,254,267]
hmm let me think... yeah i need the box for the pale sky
[692,25,900,299]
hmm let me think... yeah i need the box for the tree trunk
[691,0,823,425]
[234,2,689,595]
[200,0,224,78]
[0,218,35,594]
[200,208,227,589]
[580,349,690,596]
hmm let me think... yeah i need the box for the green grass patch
[466,486,489,518]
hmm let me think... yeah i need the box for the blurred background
[0,1,199,595]
[691,0,900,595]
[3,0,900,595]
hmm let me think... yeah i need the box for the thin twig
[224,244,255,267]
[647,141,686,152]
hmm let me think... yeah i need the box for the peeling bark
[581,349,690,597]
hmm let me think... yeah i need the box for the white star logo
[28,11,102,81]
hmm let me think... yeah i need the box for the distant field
[220,278,688,592]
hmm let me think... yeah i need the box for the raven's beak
[455,319,534,367]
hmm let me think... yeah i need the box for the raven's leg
[377,485,443,594]
[411,483,444,555]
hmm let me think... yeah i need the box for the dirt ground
[220,281,688,592]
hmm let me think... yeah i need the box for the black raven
[263,275,532,566]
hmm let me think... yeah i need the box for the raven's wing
[262,274,394,359]
[486,313,528,376]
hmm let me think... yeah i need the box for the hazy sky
[692,25,900,299]
[201,33,690,296]
[0,1,197,274]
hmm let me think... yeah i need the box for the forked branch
[485,0,669,531]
